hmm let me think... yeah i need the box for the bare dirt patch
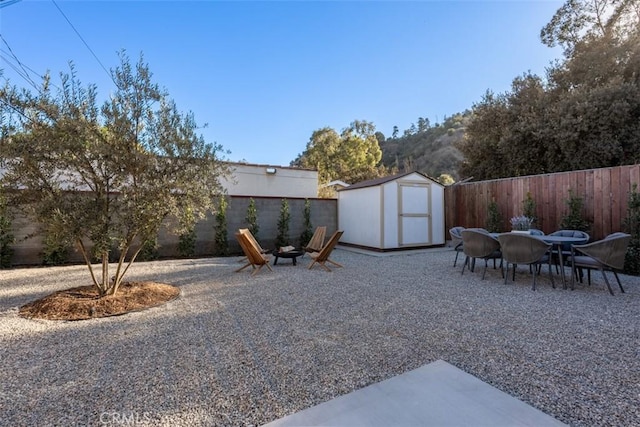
[19,281,180,321]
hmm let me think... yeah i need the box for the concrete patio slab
[264,360,566,427]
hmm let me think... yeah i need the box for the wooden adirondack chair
[308,230,344,271]
[303,226,327,254]
[237,228,269,263]
[238,228,269,254]
[235,232,273,276]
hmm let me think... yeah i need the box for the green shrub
[214,196,228,256]
[41,211,72,265]
[0,192,14,268]
[178,205,197,258]
[42,230,70,266]
[178,227,196,258]
[522,192,537,228]
[559,189,590,232]
[245,198,259,238]
[137,236,159,261]
[275,198,290,248]
[623,184,640,275]
[299,199,313,247]
[486,200,503,232]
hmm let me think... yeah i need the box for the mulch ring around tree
[19,282,180,321]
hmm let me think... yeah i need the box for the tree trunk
[100,252,110,297]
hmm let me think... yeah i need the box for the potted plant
[510,215,533,234]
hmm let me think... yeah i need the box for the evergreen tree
[178,207,197,258]
[275,199,290,248]
[559,190,591,232]
[245,198,259,237]
[300,199,313,247]
[136,236,159,262]
[522,192,538,228]
[623,184,640,275]
[42,227,70,266]
[214,196,229,256]
[486,200,503,232]
[0,191,14,268]
[178,228,196,258]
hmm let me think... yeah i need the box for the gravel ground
[1,247,639,427]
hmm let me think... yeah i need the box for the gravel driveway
[1,248,639,426]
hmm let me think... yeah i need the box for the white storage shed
[337,172,445,250]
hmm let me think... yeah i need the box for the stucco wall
[222,163,318,198]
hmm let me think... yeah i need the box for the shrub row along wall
[444,164,640,240]
[8,196,337,266]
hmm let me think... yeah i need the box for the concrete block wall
[224,196,338,255]
[6,196,338,266]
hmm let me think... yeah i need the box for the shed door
[398,182,431,246]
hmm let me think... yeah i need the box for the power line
[0,0,22,9]
[50,0,117,87]
[1,53,31,84]
[0,35,39,90]
[1,50,62,92]
[0,98,35,125]
[1,48,42,78]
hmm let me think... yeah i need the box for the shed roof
[338,171,442,191]
[321,179,351,188]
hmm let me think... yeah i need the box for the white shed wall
[430,183,446,245]
[382,181,399,248]
[338,186,381,248]
[338,172,445,250]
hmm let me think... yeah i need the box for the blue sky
[1,0,563,166]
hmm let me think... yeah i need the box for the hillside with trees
[376,1,639,183]
[377,112,469,182]
[294,0,638,187]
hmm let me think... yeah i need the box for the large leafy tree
[0,53,228,296]
[541,0,639,56]
[292,120,386,190]
[459,0,640,180]
[458,91,511,180]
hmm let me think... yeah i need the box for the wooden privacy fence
[444,164,640,240]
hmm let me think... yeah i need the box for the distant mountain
[379,111,470,182]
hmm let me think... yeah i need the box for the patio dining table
[491,233,589,288]
[539,235,590,288]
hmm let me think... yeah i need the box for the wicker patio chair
[549,229,590,273]
[497,233,554,291]
[449,226,465,267]
[460,229,502,280]
[570,232,631,295]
